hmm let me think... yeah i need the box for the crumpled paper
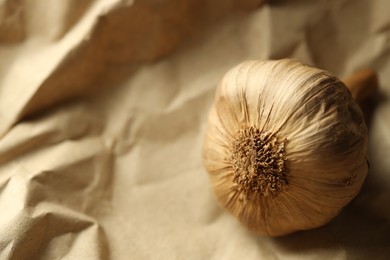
[0,0,389,259]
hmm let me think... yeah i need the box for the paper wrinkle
[0,0,130,136]
[0,174,108,259]
[0,103,111,258]
[0,102,103,165]
[0,0,390,259]
[0,0,24,43]
[0,143,111,259]
[0,0,263,137]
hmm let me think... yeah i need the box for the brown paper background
[0,0,389,259]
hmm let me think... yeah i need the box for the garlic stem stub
[203,59,368,236]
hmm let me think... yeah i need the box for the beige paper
[0,0,389,259]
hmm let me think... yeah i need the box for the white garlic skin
[203,59,368,236]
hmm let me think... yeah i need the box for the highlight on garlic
[203,59,369,236]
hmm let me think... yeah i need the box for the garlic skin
[203,59,368,236]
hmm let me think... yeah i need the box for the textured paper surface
[0,0,390,259]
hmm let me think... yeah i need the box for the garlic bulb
[203,59,368,236]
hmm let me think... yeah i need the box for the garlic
[203,59,369,236]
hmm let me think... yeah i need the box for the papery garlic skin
[203,59,368,236]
